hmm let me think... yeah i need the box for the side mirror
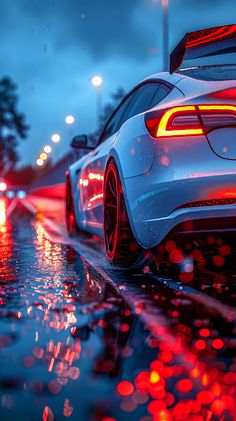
[70,135,93,150]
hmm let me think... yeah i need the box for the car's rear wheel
[104,160,143,267]
[66,177,78,236]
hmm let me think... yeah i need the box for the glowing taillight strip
[156,105,203,138]
[198,104,236,113]
[155,104,236,138]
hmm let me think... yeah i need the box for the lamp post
[162,0,169,72]
[91,75,103,130]
[65,114,75,149]
[51,133,61,161]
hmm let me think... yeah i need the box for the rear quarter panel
[110,87,184,179]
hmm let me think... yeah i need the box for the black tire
[66,177,78,236]
[103,160,143,267]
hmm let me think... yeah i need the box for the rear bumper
[133,204,236,248]
[123,162,236,248]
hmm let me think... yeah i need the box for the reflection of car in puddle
[154,229,236,288]
[69,271,137,379]
[71,323,92,341]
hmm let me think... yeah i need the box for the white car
[66,24,236,267]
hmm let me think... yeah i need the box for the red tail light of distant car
[0,181,7,192]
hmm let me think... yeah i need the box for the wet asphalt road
[0,197,236,421]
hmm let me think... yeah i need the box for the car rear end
[124,67,236,249]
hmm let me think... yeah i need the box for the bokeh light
[44,145,52,154]
[36,158,44,167]
[91,75,103,87]
[40,152,48,161]
[0,181,7,192]
[65,115,75,125]
[51,133,61,143]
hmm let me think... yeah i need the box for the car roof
[141,69,236,96]
[141,71,184,85]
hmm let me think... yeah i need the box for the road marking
[6,198,19,218]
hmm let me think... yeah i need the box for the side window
[125,83,159,120]
[98,82,171,143]
[99,95,133,143]
[115,90,140,130]
[149,84,171,108]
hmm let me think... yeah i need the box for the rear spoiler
[170,24,236,74]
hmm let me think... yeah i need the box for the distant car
[66,24,236,267]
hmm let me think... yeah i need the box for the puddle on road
[0,200,236,420]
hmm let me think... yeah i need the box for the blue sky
[0,0,235,167]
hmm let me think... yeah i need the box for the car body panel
[68,70,236,249]
[207,128,236,160]
[78,133,117,232]
[123,149,236,247]
[110,87,185,179]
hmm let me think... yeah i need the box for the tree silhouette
[0,76,29,174]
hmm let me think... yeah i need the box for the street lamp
[65,115,75,149]
[65,115,75,125]
[36,158,44,167]
[91,75,103,88]
[44,145,52,154]
[51,133,61,143]
[91,75,103,130]
[40,152,48,161]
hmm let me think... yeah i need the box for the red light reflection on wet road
[0,202,236,420]
[0,198,6,226]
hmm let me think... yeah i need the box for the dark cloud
[18,0,155,61]
[55,0,152,60]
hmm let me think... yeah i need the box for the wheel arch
[66,167,80,225]
[104,152,145,249]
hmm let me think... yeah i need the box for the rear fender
[103,155,148,248]
[109,114,156,179]
[66,166,80,223]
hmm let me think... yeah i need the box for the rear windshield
[177,64,236,81]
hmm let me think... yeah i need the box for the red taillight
[209,88,236,99]
[145,104,236,139]
[0,182,7,192]
[199,105,236,132]
[145,105,203,138]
